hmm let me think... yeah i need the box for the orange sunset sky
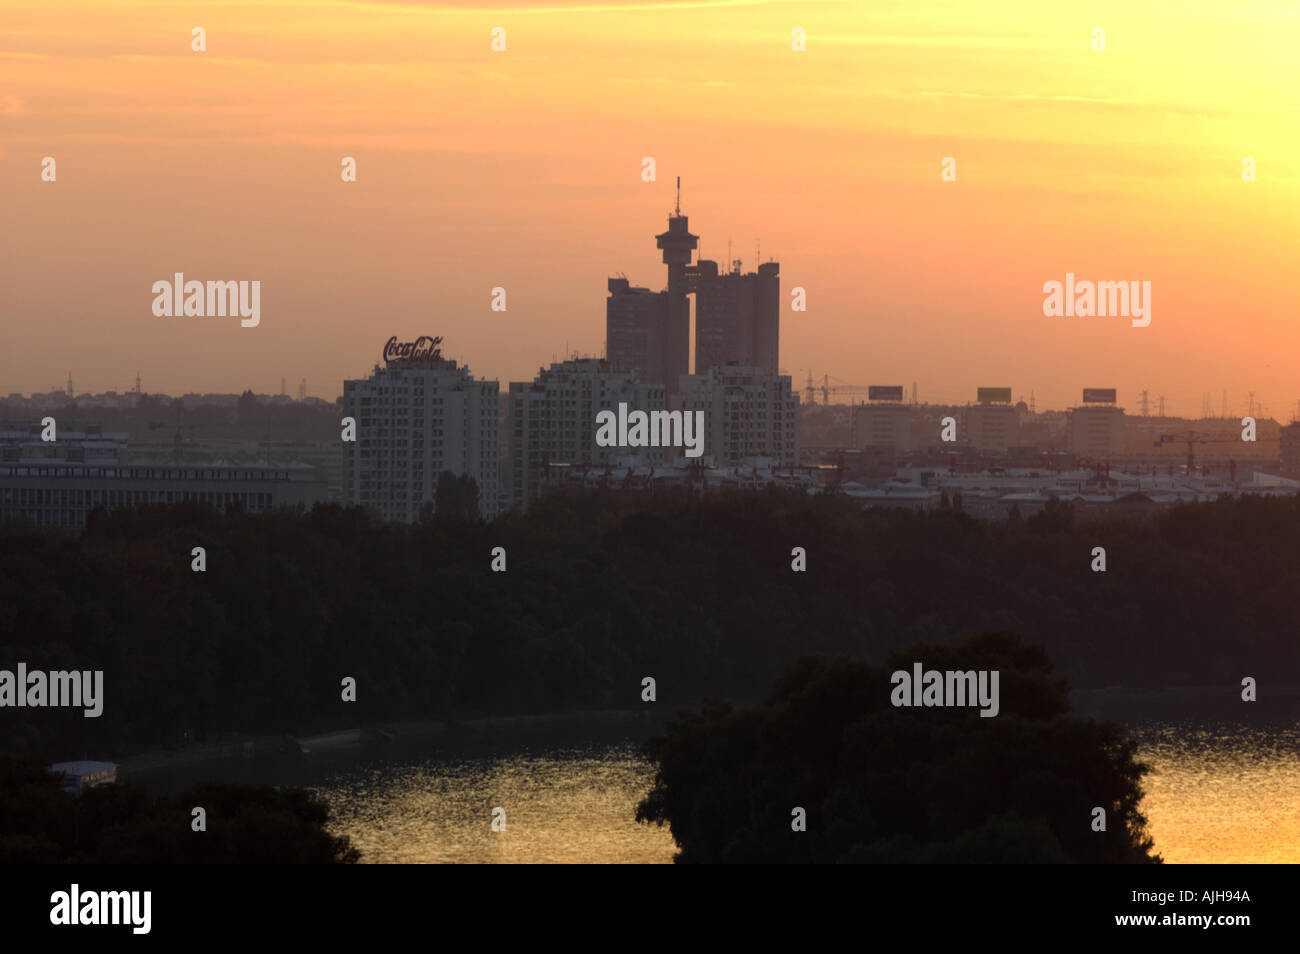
[2,0,1298,414]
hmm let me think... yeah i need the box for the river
[125,715,1300,863]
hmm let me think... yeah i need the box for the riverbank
[118,684,1300,781]
[118,706,676,787]
[1071,683,1300,722]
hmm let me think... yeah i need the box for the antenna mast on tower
[674,176,681,216]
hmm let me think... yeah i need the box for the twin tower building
[507,202,797,511]
[606,202,782,394]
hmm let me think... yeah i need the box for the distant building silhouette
[966,394,1021,455]
[607,200,779,385]
[1281,422,1300,476]
[693,259,780,374]
[606,277,670,391]
[854,401,913,454]
[655,210,698,394]
[1070,405,1126,459]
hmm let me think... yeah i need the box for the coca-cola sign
[383,335,444,363]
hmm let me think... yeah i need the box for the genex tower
[655,177,698,396]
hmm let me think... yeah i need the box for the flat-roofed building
[1070,404,1126,459]
[0,462,325,532]
[343,343,500,523]
[965,403,1020,455]
[854,402,913,454]
[508,358,665,511]
[677,364,799,467]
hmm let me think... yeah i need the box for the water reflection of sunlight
[1132,722,1300,864]
[317,726,1300,864]
[317,742,677,864]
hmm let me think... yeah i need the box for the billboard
[976,387,1012,404]
[383,335,444,363]
[1082,388,1117,404]
[868,385,905,402]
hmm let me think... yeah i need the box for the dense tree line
[636,633,1159,863]
[1,489,1298,759]
[0,755,357,863]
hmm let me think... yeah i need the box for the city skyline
[4,0,1300,887]
[4,1,1298,418]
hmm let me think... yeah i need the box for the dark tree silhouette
[0,756,358,864]
[433,471,480,523]
[637,633,1159,864]
[3,489,1299,758]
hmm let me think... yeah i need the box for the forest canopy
[636,633,1159,864]
[2,488,1297,759]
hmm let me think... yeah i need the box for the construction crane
[1153,431,1242,472]
[804,371,874,406]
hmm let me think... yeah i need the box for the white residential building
[342,343,499,522]
[676,364,800,467]
[507,358,665,511]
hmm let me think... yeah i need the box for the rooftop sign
[383,336,443,363]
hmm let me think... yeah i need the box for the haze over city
[3,0,1299,415]
[6,2,1300,917]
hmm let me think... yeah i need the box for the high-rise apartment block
[605,278,669,389]
[507,358,666,511]
[342,337,499,522]
[676,364,799,467]
[693,259,780,374]
[608,189,781,391]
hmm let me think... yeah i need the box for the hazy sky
[3,0,1298,414]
